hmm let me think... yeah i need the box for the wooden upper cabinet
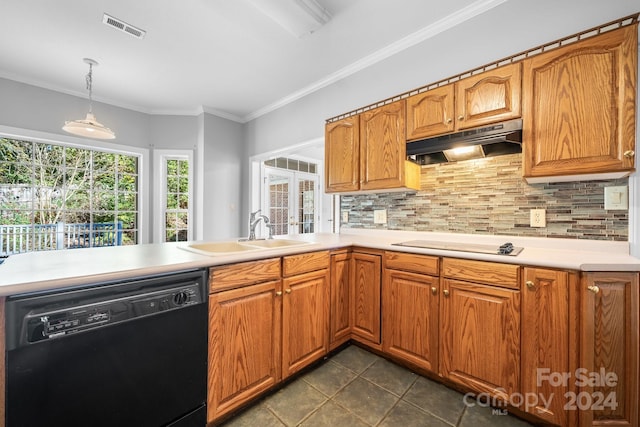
[406,63,521,141]
[406,85,455,140]
[360,100,419,191]
[456,62,522,130]
[579,272,639,427]
[325,116,360,193]
[522,25,637,182]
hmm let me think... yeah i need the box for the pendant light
[63,58,116,140]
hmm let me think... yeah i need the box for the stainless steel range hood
[406,119,522,164]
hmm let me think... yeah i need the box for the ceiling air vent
[102,13,146,39]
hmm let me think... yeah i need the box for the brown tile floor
[220,345,534,427]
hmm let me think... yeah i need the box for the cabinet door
[282,269,330,378]
[522,25,637,179]
[522,268,577,427]
[456,62,522,130]
[351,252,382,345]
[208,280,282,422]
[440,278,520,400]
[406,85,455,140]
[359,100,407,191]
[382,269,439,372]
[325,116,360,193]
[330,252,352,349]
[579,272,639,427]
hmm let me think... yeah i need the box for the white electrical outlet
[341,210,349,222]
[530,209,546,227]
[374,209,387,224]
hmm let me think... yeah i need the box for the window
[155,151,193,242]
[0,137,140,256]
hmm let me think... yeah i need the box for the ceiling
[0,0,509,122]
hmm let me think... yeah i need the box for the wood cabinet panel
[325,117,360,193]
[579,272,639,427]
[456,62,522,130]
[208,281,282,422]
[521,268,578,427]
[384,251,439,276]
[282,269,330,378]
[351,252,382,345]
[522,25,637,180]
[360,100,409,191]
[440,278,520,399]
[382,269,439,372]
[406,85,455,140]
[330,251,352,348]
[209,258,281,292]
[442,258,520,289]
[282,251,330,277]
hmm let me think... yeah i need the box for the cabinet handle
[458,115,464,121]
[587,285,600,294]
[525,280,535,290]
[443,289,450,297]
[285,289,292,294]
[624,150,635,158]
[431,287,437,295]
[276,291,282,296]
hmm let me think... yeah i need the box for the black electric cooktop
[392,240,524,256]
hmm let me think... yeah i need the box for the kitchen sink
[241,239,309,248]
[180,238,312,256]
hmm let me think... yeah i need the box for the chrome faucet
[248,209,272,240]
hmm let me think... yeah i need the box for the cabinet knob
[446,118,452,124]
[276,291,282,296]
[431,286,437,295]
[458,115,464,121]
[443,289,450,297]
[525,280,535,290]
[587,285,600,294]
[623,150,635,158]
[285,289,292,294]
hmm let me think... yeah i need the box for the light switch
[374,209,387,224]
[604,186,628,210]
[341,210,349,222]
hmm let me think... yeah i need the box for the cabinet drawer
[384,251,439,276]
[209,258,281,292]
[283,251,330,277]
[442,258,520,289]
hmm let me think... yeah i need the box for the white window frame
[0,124,149,244]
[154,149,194,243]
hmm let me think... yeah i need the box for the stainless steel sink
[180,238,312,256]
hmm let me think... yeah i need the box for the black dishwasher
[5,269,208,427]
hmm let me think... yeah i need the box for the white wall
[0,78,245,242]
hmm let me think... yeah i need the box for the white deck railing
[0,222,122,257]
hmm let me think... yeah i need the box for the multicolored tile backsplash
[340,154,629,241]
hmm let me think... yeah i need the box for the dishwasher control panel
[22,281,204,344]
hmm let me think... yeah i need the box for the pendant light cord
[85,63,94,115]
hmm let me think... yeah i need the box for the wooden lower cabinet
[330,251,352,349]
[579,272,639,427]
[351,251,382,346]
[521,268,578,427]
[439,278,520,400]
[282,268,330,378]
[208,280,282,422]
[382,268,439,372]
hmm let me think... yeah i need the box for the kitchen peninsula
[0,230,638,426]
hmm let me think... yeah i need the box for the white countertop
[1,229,638,296]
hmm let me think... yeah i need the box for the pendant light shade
[63,58,116,140]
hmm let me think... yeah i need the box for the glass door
[263,167,318,236]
